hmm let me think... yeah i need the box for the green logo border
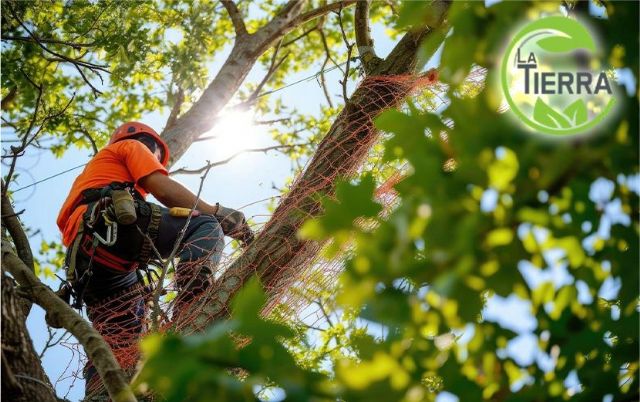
[500,16,616,135]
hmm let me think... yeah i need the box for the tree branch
[221,0,248,38]
[247,39,289,103]
[170,143,311,175]
[77,127,99,155]
[335,6,355,103]
[150,164,213,331]
[1,35,96,48]
[1,244,137,402]
[317,28,337,108]
[2,70,43,196]
[164,85,184,131]
[290,0,358,29]
[1,188,34,274]
[180,1,452,332]
[160,0,359,165]
[355,0,381,75]
[6,4,108,97]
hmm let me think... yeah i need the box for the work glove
[215,205,254,245]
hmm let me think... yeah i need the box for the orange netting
[71,67,488,400]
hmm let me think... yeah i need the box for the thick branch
[181,0,451,332]
[2,274,57,402]
[355,0,381,75]
[160,0,358,166]
[1,244,137,402]
[164,86,184,131]
[1,190,34,273]
[221,0,248,38]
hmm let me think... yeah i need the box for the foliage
[3,0,638,401]
[2,0,396,153]
[136,2,638,402]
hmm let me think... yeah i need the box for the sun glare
[209,110,257,155]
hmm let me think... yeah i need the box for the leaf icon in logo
[563,99,588,125]
[534,18,596,53]
[533,98,571,129]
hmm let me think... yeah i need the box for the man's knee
[182,215,224,259]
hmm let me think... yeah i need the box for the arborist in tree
[56,121,253,391]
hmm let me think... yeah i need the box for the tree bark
[1,243,137,402]
[1,273,59,402]
[181,1,451,332]
[161,0,357,166]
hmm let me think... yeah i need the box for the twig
[7,4,108,97]
[247,39,289,103]
[170,143,311,175]
[1,209,25,219]
[315,299,334,327]
[253,118,290,125]
[317,29,338,108]
[38,327,70,359]
[3,88,76,195]
[1,70,43,196]
[77,128,99,155]
[149,163,214,330]
[9,7,108,72]
[287,0,358,31]
[1,35,95,48]
[335,6,355,102]
[282,26,317,47]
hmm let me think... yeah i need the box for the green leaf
[485,228,514,247]
[533,97,571,128]
[487,148,519,191]
[563,99,588,125]
[299,175,382,240]
[231,277,266,321]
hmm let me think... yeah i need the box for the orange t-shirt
[57,140,168,246]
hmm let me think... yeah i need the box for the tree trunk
[1,273,59,402]
[181,0,451,332]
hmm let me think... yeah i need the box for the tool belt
[62,182,162,308]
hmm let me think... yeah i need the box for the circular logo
[501,16,616,135]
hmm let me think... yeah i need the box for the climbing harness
[62,182,163,308]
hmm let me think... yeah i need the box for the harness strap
[80,233,139,273]
[139,203,162,262]
[66,221,84,280]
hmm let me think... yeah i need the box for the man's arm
[139,171,220,215]
[139,171,253,243]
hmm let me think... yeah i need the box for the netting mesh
[67,67,488,399]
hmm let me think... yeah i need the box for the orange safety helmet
[108,122,170,166]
